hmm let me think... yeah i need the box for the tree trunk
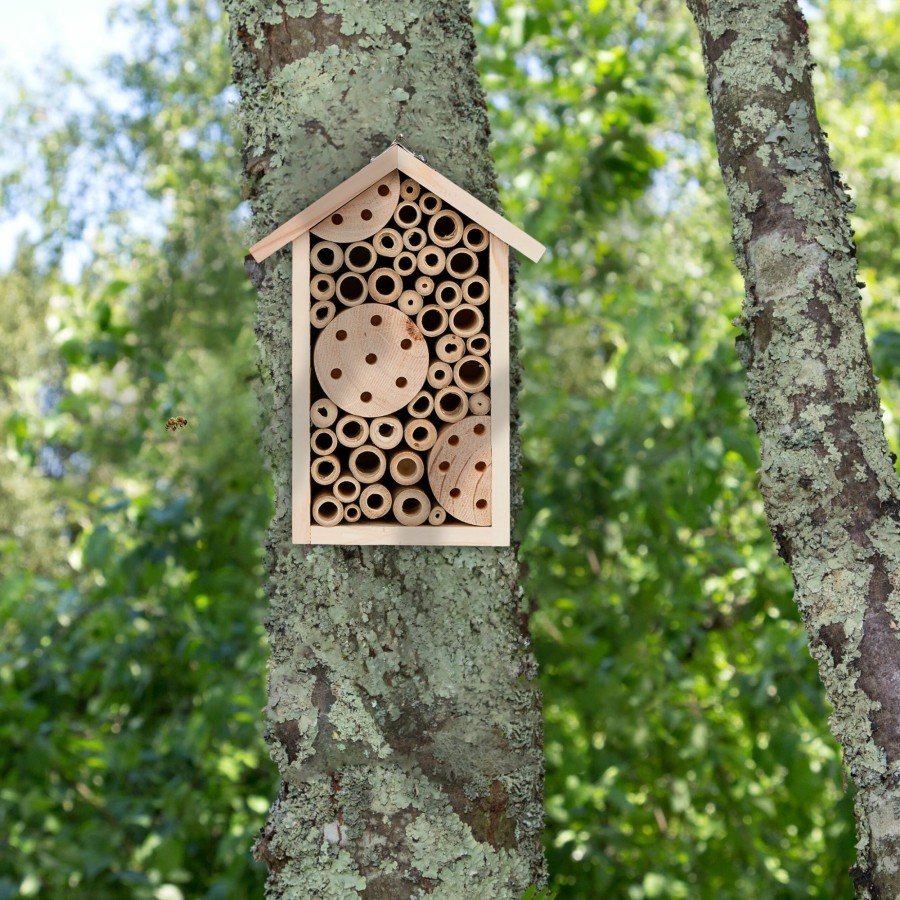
[685,1,900,896]
[224,2,545,897]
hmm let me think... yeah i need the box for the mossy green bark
[686,1,900,896]
[223,2,545,896]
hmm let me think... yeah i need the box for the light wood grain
[314,305,429,416]
[406,389,434,419]
[344,503,362,523]
[367,267,403,304]
[403,227,427,251]
[310,171,400,243]
[310,522,511,546]
[466,333,490,356]
[488,235,511,544]
[468,391,491,415]
[417,245,446,277]
[393,252,418,277]
[373,227,403,257]
[463,223,489,252]
[416,304,448,337]
[335,272,369,307]
[435,334,466,364]
[427,361,453,389]
[311,427,338,455]
[292,234,311,544]
[427,416,492,526]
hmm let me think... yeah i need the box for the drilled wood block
[310,172,400,243]
[427,416,492,526]
[314,305,429,417]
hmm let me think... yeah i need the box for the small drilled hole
[446,343,458,353]
[475,499,487,510]
[474,461,487,472]
[361,208,373,221]
[371,314,382,326]
[448,435,460,446]
[331,213,343,225]
[396,377,408,388]
[439,461,450,472]
[366,353,377,364]
[378,184,390,196]
[401,338,412,350]
[474,424,486,435]
[449,488,461,499]
[336,330,347,341]
[360,392,372,403]
[331,368,342,379]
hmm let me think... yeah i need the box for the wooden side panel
[292,233,312,544]
[488,236,511,545]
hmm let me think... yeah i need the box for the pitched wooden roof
[248,144,545,263]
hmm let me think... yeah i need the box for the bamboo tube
[335,272,368,306]
[398,290,424,316]
[310,241,343,274]
[417,245,446,277]
[344,241,377,273]
[400,178,421,201]
[454,356,491,393]
[311,453,340,486]
[427,361,453,389]
[393,251,418,276]
[392,487,431,527]
[370,415,403,450]
[333,475,361,503]
[310,397,338,428]
[428,506,447,526]
[446,247,479,280]
[348,445,387,484]
[344,503,362,523]
[449,304,484,338]
[462,275,489,306]
[466,333,490,357]
[335,414,369,448]
[403,226,427,252]
[310,273,336,301]
[415,275,434,297]
[418,192,442,215]
[434,386,468,423]
[310,300,336,329]
[373,227,403,258]
[468,391,491,415]
[427,209,464,248]
[404,419,437,452]
[406,389,434,419]
[360,483,391,519]
[367,267,403,304]
[434,280,462,310]
[462,223,489,253]
[312,494,343,527]
[436,334,465,364]
[417,304,448,337]
[311,428,338,455]
[390,450,424,486]
[393,201,422,228]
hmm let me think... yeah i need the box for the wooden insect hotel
[249,143,544,545]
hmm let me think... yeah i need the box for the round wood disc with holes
[310,172,400,243]
[427,417,491,525]
[314,305,429,417]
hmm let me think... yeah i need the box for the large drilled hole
[330,368,342,380]
[421,195,439,212]
[317,248,334,265]
[336,481,356,499]
[448,435,460,447]
[397,256,415,273]
[346,507,360,520]
[397,458,417,477]
[381,235,395,249]
[314,433,333,451]
[408,231,425,248]
[439,285,457,304]
[317,460,336,477]
[458,359,486,388]
[317,405,329,417]
[470,336,486,351]
[468,227,484,245]
[425,253,439,267]
[315,295,330,312]
[448,253,473,276]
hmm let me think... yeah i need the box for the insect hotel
[249,143,544,546]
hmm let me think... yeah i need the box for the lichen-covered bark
[685,1,900,896]
[223,2,545,897]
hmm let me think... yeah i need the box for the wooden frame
[264,145,542,546]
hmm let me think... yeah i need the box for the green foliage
[1,0,896,897]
